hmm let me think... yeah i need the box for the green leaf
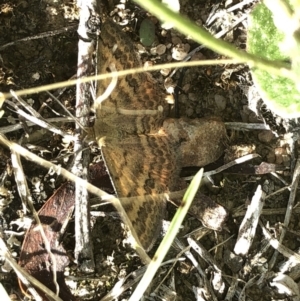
[139,18,156,46]
[247,2,300,118]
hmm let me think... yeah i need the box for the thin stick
[268,159,300,269]
[72,0,98,273]
[5,97,75,141]
[184,154,260,180]
[260,220,300,264]
[0,117,75,134]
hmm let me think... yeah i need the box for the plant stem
[133,0,293,79]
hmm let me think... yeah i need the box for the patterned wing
[95,20,176,250]
[95,20,169,136]
[100,135,177,251]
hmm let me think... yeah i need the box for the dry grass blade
[234,185,266,255]
[268,159,300,269]
[260,221,300,264]
[0,283,11,301]
[129,169,203,301]
[5,97,75,141]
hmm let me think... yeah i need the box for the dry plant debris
[0,0,300,301]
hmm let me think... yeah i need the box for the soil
[1,0,300,300]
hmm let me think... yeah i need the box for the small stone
[182,83,190,93]
[161,29,168,37]
[186,107,194,117]
[179,94,188,104]
[171,36,182,45]
[195,105,202,115]
[188,92,198,102]
[214,94,226,111]
[136,43,146,54]
[166,54,173,62]
[31,72,40,81]
[171,43,190,60]
[258,130,275,143]
[275,147,287,165]
[164,77,175,94]
[267,150,276,163]
[165,94,174,104]
[150,47,157,55]
[224,249,243,273]
[160,68,170,76]
[166,43,172,49]
[144,61,153,68]
[191,52,206,61]
[156,44,166,55]
[224,144,256,162]
[195,19,203,26]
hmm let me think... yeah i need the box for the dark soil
[1,0,300,300]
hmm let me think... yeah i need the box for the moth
[94,20,225,251]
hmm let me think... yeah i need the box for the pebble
[182,83,190,93]
[171,36,182,45]
[160,68,171,77]
[191,52,206,61]
[258,130,275,143]
[188,92,198,102]
[214,94,226,111]
[172,43,190,60]
[164,77,176,94]
[155,44,167,55]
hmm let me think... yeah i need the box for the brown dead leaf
[19,182,76,301]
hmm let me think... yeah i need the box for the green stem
[133,0,293,79]
[129,169,203,301]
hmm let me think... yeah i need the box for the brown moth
[94,20,225,250]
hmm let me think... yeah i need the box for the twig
[234,185,266,255]
[232,206,300,217]
[0,25,77,51]
[238,275,260,301]
[224,274,239,301]
[0,117,75,134]
[5,97,76,141]
[175,238,218,301]
[0,58,241,101]
[260,220,300,264]
[224,122,271,130]
[45,91,85,130]
[268,159,300,269]
[227,0,257,12]
[169,13,248,77]
[188,237,222,273]
[184,153,260,180]
[72,0,99,272]
[0,283,11,301]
